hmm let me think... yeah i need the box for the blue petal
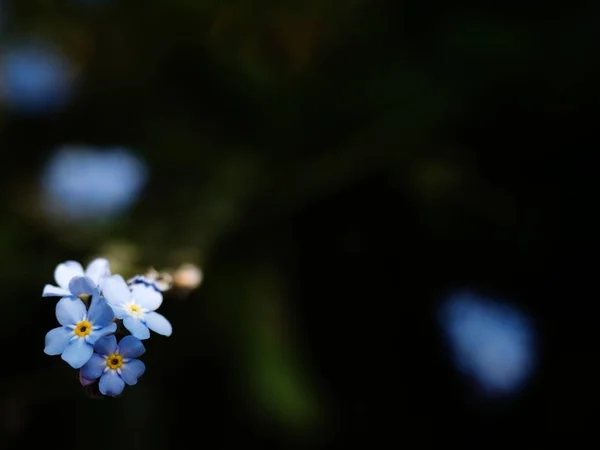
[54,260,84,290]
[69,276,97,296]
[44,327,73,355]
[144,312,172,337]
[61,338,93,368]
[42,284,70,297]
[85,258,111,284]
[86,322,117,344]
[99,371,125,396]
[55,297,86,326]
[89,291,101,307]
[102,275,131,307]
[93,334,118,356]
[87,296,114,327]
[128,275,164,292]
[111,305,128,319]
[127,275,146,285]
[131,284,162,311]
[123,316,150,340]
[81,353,106,380]
[120,359,145,385]
[118,335,145,358]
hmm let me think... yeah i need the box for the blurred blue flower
[128,274,167,293]
[81,335,146,396]
[0,42,74,113]
[40,146,147,222]
[42,258,111,298]
[438,291,536,396]
[44,295,116,368]
[103,275,172,340]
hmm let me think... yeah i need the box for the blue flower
[103,275,172,340]
[42,258,111,298]
[81,335,146,396]
[44,295,116,368]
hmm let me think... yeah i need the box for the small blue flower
[44,294,116,368]
[42,258,111,298]
[81,335,146,396]
[103,275,172,340]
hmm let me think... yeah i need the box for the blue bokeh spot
[41,146,148,223]
[0,42,74,114]
[438,291,536,396]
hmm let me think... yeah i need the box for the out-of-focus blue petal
[129,275,167,292]
[55,297,86,326]
[144,312,172,337]
[131,284,162,311]
[93,334,118,356]
[438,291,536,396]
[87,296,114,327]
[69,276,96,296]
[0,42,74,114]
[54,260,84,290]
[128,275,149,286]
[99,371,125,396]
[61,338,93,368]
[85,258,111,284]
[120,359,145,385]
[102,275,131,307]
[123,316,150,340]
[44,327,72,355]
[40,146,147,223]
[86,322,117,344]
[42,284,71,297]
[81,353,106,380]
[118,335,145,359]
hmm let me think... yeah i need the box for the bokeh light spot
[438,291,536,396]
[173,263,203,290]
[40,146,148,223]
[0,41,75,114]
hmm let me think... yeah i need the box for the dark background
[1,0,598,448]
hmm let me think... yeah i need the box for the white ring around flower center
[127,301,145,317]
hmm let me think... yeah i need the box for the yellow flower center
[128,303,143,316]
[106,353,123,370]
[74,320,92,337]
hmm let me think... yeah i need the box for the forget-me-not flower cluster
[43,258,173,397]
